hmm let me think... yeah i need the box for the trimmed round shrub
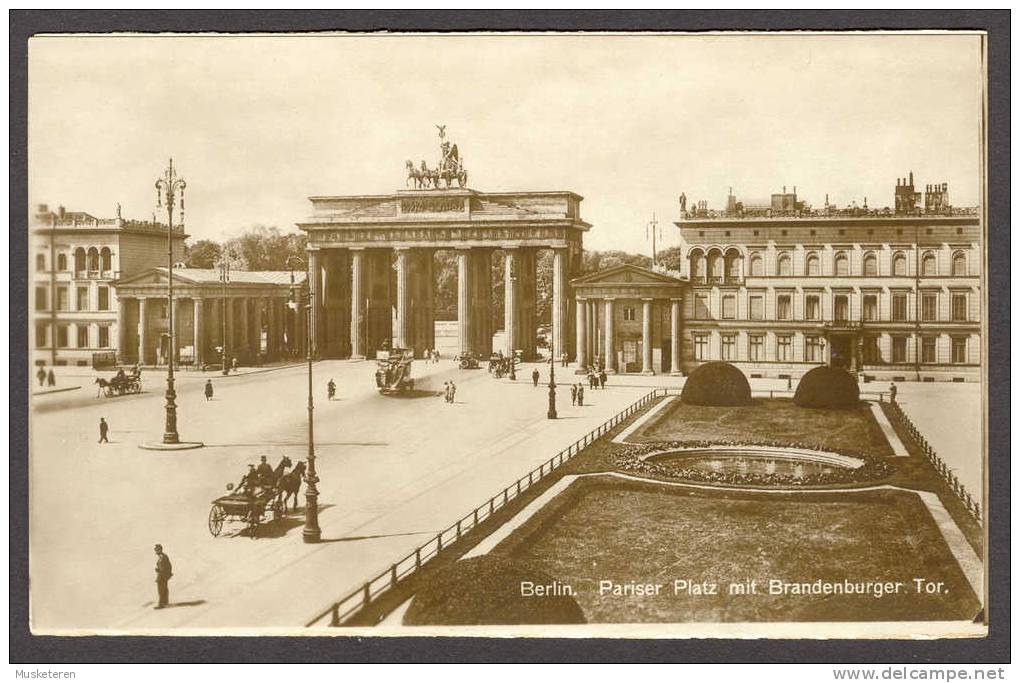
[794,366,860,409]
[403,556,586,625]
[680,361,752,406]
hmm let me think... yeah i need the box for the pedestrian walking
[204,379,214,401]
[588,373,595,390]
[98,417,109,443]
[599,370,607,389]
[889,381,898,403]
[232,357,239,371]
[36,366,46,387]
[327,378,336,400]
[443,381,450,403]
[47,369,56,387]
[449,381,457,404]
[153,544,173,609]
[434,350,440,364]
[561,351,568,368]
[577,385,585,406]
[570,384,578,406]
[532,368,540,387]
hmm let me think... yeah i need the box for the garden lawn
[502,479,979,623]
[634,398,892,456]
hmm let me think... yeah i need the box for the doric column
[394,248,411,350]
[587,299,596,362]
[472,249,492,356]
[457,249,473,355]
[420,250,435,353]
[670,297,682,375]
[239,297,250,359]
[193,297,205,367]
[225,297,235,360]
[118,296,131,363]
[604,298,616,373]
[575,297,588,369]
[138,297,148,365]
[253,297,264,358]
[552,248,567,362]
[503,248,519,356]
[308,250,321,358]
[641,298,654,375]
[350,249,365,359]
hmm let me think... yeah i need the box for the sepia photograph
[19,24,996,648]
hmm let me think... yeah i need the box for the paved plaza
[30,359,655,631]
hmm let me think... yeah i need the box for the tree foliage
[680,361,753,406]
[184,239,222,269]
[185,227,308,271]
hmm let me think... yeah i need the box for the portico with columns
[298,188,589,361]
[112,267,307,367]
[571,264,688,375]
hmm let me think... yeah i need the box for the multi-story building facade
[31,203,186,367]
[674,175,981,382]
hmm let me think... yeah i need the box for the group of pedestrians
[442,381,457,404]
[570,383,586,406]
[423,348,441,364]
[585,367,608,390]
[35,365,56,387]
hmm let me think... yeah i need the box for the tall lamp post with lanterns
[288,256,321,543]
[142,158,202,451]
[547,297,557,420]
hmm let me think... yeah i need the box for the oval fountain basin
[643,446,864,479]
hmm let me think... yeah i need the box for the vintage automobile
[375,348,415,394]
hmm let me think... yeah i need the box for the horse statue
[276,460,307,513]
[439,142,468,189]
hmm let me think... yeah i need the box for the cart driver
[255,456,274,487]
[236,464,258,497]
[114,368,126,383]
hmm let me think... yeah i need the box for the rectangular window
[721,295,735,320]
[777,335,792,361]
[749,295,764,321]
[749,335,764,361]
[805,336,821,362]
[922,337,937,363]
[951,293,967,321]
[834,295,849,322]
[35,323,47,348]
[623,306,635,322]
[98,325,110,348]
[922,293,938,321]
[693,334,709,361]
[951,337,967,364]
[694,294,710,319]
[77,325,90,349]
[863,336,881,364]
[805,295,820,321]
[892,293,908,321]
[863,295,878,322]
[777,294,792,320]
[57,324,69,348]
[98,286,110,311]
[160,303,168,319]
[77,286,89,312]
[892,337,907,363]
[721,335,735,360]
[35,286,47,311]
[57,286,69,312]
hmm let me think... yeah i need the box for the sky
[28,32,984,254]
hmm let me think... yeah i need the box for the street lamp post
[156,158,186,445]
[288,256,321,543]
[547,352,558,419]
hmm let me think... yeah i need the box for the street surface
[30,359,653,631]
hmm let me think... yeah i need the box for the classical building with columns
[31,203,186,367]
[296,188,589,361]
[111,268,307,367]
[572,264,687,375]
[674,176,981,382]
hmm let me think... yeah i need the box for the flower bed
[613,439,894,488]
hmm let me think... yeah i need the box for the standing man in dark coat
[204,379,214,401]
[98,417,109,443]
[532,368,540,387]
[570,384,578,406]
[47,369,56,386]
[36,366,46,386]
[599,370,607,389]
[577,385,585,406]
[154,544,172,609]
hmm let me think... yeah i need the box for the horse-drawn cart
[95,370,142,397]
[208,486,283,539]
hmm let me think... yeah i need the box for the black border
[9,10,1010,664]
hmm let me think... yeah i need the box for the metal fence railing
[306,388,669,627]
[887,398,982,523]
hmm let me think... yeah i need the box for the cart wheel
[272,499,283,521]
[208,504,225,537]
[105,386,114,398]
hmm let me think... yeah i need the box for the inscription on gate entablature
[400,197,466,214]
[308,225,574,245]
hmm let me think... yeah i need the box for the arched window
[892,251,907,276]
[922,251,937,276]
[834,251,849,276]
[805,252,820,276]
[708,251,724,279]
[863,251,878,277]
[725,250,742,280]
[749,253,763,277]
[87,247,100,273]
[777,252,792,276]
[952,251,967,276]
[689,250,705,279]
[74,247,86,274]
[57,253,67,271]
[100,247,112,272]
[35,254,45,272]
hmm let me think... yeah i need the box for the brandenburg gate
[297,128,589,361]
